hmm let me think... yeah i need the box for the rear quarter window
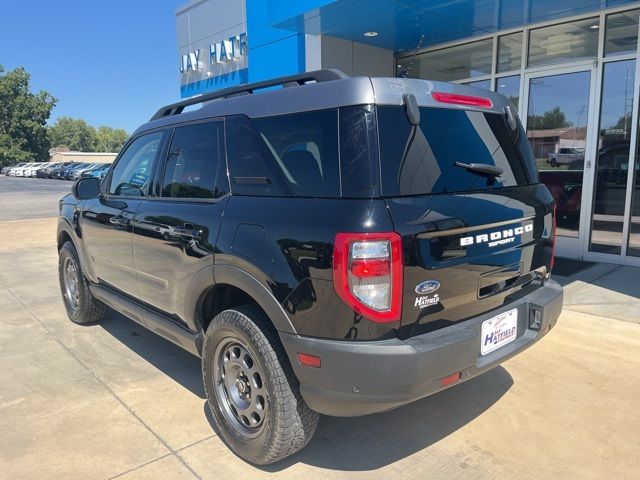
[378,106,538,196]
[226,110,340,198]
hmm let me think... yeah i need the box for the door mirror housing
[73,177,101,200]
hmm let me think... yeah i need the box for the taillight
[333,232,403,323]
[550,205,557,273]
[432,92,493,108]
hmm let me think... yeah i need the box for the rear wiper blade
[454,161,503,177]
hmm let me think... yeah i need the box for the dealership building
[176,0,640,266]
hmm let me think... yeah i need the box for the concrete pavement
[1,177,639,479]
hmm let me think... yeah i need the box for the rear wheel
[202,305,319,465]
[58,241,107,324]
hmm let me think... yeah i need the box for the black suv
[57,70,563,464]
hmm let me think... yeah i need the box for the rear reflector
[440,372,462,386]
[350,259,391,277]
[297,353,321,368]
[432,92,493,109]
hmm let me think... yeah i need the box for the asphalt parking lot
[1,176,640,479]
[0,175,73,220]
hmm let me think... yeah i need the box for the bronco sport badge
[460,223,534,248]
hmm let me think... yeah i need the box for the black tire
[202,305,319,465]
[58,241,108,324]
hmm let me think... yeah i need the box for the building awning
[268,0,639,54]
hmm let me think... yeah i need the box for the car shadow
[256,366,513,471]
[99,309,205,398]
[101,308,513,471]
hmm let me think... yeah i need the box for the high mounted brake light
[333,232,403,323]
[432,92,493,109]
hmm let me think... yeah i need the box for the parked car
[42,162,67,178]
[547,147,584,167]
[81,163,111,181]
[1,163,26,175]
[49,163,70,179]
[69,163,98,180]
[24,162,48,177]
[11,162,38,177]
[58,70,562,465]
[36,162,58,178]
[56,162,87,180]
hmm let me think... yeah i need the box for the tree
[0,65,57,166]
[96,126,129,152]
[48,117,98,152]
[527,106,571,130]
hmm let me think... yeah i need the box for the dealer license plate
[480,308,518,355]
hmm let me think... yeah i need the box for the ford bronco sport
[57,70,563,464]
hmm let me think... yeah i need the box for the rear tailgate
[386,186,554,337]
[375,94,555,338]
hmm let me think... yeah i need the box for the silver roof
[134,73,510,136]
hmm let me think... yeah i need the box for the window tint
[161,122,227,199]
[109,132,163,196]
[226,110,340,197]
[225,115,288,197]
[378,106,538,196]
[340,105,379,197]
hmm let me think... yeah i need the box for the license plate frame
[480,308,518,355]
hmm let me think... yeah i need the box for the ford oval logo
[415,280,440,295]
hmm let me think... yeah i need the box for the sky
[0,0,183,133]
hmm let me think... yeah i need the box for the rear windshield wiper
[454,161,503,177]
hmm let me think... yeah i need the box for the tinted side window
[340,105,379,198]
[378,106,538,196]
[226,110,340,198]
[161,122,227,199]
[109,132,163,196]
[225,115,287,197]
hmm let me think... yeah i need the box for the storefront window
[589,60,635,254]
[605,9,640,57]
[463,79,491,90]
[528,18,599,67]
[628,86,640,256]
[397,38,493,82]
[496,75,521,110]
[497,33,522,72]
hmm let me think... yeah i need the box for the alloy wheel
[213,338,267,438]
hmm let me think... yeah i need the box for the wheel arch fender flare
[57,217,92,280]
[211,264,297,335]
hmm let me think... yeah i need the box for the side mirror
[73,177,101,200]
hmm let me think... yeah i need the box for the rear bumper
[280,279,563,417]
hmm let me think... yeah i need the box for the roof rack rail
[150,69,349,121]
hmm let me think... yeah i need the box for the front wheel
[58,241,107,324]
[202,306,319,465]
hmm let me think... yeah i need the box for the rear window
[226,110,340,198]
[378,106,538,196]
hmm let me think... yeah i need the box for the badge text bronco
[460,223,534,248]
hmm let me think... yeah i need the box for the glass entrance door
[522,66,597,258]
[588,59,636,255]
